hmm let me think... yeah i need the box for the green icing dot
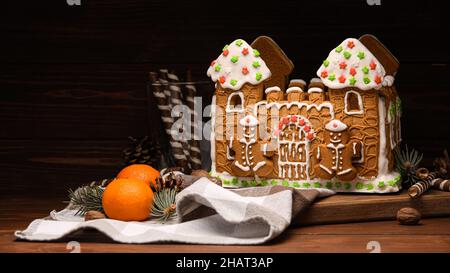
[230,79,237,86]
[378,181,385,188]
[388,180,398,187]
[223,180,231,185]
[363,77,371,84]
[335,182,342,188]
[271,180,278,186]
[282,181,290,187]
[303,182,311,188]
[343,51,352,59]
[344,183,352,190]
[326,182,333,189]
[356,182,364,190]
[241,180,249,187]
[235,39,243,46]
[222,44,229,51]
[231,178,239,186]
[323,60,330,67]
[362,66,369,74]
[261,180,269,186]
[328,73,336,81]
[349,77,357,85]
[314,182,322,188]
[214,64,221,72]
[256,72,262,81]
[293,182,300,188]
[253,49,260,57]
[253,61,260,68]
[230,56,239,63]
[367,184,374,190]
[389,103,396,119]
[396,97,402,116]
[335,46,343,53]
[357,51,365,60]
[250,180,258,187]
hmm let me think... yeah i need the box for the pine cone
[151,172,185,192]
[122,136,162,169]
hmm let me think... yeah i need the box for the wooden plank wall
[0,0,448,197]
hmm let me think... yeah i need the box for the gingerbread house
[207,35,402,193]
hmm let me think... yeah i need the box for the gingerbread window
[226,92,244,113]
[344,90,364,115]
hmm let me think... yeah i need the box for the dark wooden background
[0,0,449,198]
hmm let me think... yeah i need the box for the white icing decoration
[253,161,266,171]
[207,39,271,90]
[307,87,323,93]
[382,75,395,87]
[290,79,306,85]
[325,119,347,132]
[239,114,259,127]
[317,38,386,91]
[265,86,281,94]
[353,141,364,164]
[227,135,234,160]
[262,143,268,156]
[344,90,364,115]
[320,164,333,175]
[234,161,249,171]
[337,168,352,175]
[226,91,244,113]
[253,101,335,119]
[286,87,304,94]
[310,78,322,84]
[378,96,389,175]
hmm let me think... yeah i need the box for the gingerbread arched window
[226,92,244,113]
[344,90,364,115]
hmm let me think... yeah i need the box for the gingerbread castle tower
[207,35,402,193]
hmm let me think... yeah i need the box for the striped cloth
[15,178,333,245]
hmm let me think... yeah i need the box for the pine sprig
[151,188,177,222]
[68,185,104,216]
[394,145,423,187]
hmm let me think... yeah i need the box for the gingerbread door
[275,115,316,181]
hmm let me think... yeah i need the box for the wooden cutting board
[295,190,450,226]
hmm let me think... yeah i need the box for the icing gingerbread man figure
[314,119,362,181]
[230,114,275,178]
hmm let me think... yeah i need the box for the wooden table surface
[1,196,450,253]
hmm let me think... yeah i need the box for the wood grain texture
[1,197,449,253]
[296,190,450,225]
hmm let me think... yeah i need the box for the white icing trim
[226,91,244,113]
[317,146,321,159]
[344,90,364,115]
[320,164,333,175]
[286,87,303,94]
[337,168,352,176]
[239,138,256,145]
[253,161,266,171]
[239,115,258,127]
[210,95,216,173]
[290,79,306,85]
[382,75,395,87]
[310,78,322,84]
[234,161,249,172]
[378,96,389,175]
[253,101,335,119]
[265,86,281,94]
[353,141,364,164]
[263,143,268,156]
[227,135,234,160]
[307,87,323,93]
[325,120,347,132]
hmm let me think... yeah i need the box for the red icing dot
[278,122,283,129]
[375,74,382,84]
[370,60,377,70]
[347,40,355,49]
[339,61,347,70]
[282,117,289,125]
[211,60,216,67]
[219,76,226,84]
[241,67,249,75]
[291,116,297,122]
[333,123,338,128]
[349,67,357,76]
[320,70,328,78]
[246,118,250,123]
[298,119,305,126]
[242,48,249,55]
[303,125,310,133]
[222,49,229,56]
[338,75,346,83]
[307,132,314,140]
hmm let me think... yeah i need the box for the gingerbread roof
[317,38,386,91]
[207,39,271,91]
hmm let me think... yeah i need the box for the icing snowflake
[317,38,386,90]
[207,39,271,90]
